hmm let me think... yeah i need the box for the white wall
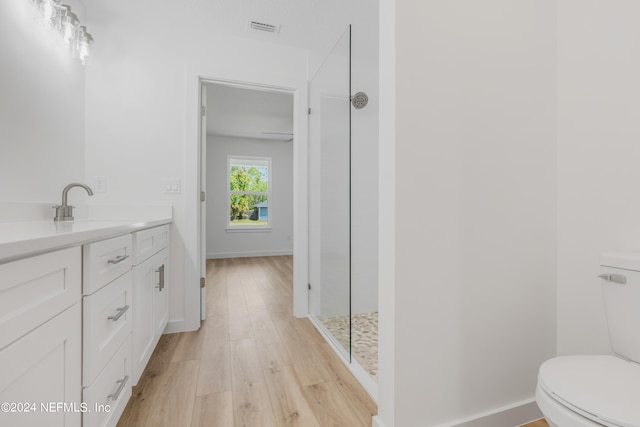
[557,0,640,356]
[84,0,308,331]
[0,0,85,206]
[376,0,396,423]
[379,1,557,426]
[206,135,293,258]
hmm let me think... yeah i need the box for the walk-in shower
[308,25,379,397]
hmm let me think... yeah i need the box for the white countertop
[0,218,172,263]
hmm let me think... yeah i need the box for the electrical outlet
[94,176,106,193]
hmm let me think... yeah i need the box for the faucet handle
[53,205,74,222]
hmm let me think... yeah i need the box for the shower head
[351,92,369,109]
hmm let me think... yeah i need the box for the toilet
[536,252,640,427]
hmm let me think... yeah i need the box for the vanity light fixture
[27,0,94,65]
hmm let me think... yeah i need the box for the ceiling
[81,0,377,141]
[205,83,293,141]
[82,0,375,55]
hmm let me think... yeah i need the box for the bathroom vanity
[0,218,171,427]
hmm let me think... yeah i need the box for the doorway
[198,79,298,319]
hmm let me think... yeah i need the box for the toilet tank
[600,252,640,363]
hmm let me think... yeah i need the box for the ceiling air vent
[249,21,280,35]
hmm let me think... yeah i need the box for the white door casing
[200,83,207,321]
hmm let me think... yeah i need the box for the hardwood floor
[117,255,550,427]
[521,420,549,427]
[117,256,377,427]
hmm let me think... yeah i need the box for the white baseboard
[437,399,542,427]
[163,318,197,334]
[372,415,388,427]
[206,249,293,259]
[371,400,541,427]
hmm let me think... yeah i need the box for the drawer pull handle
[107,305,130,322]
[598,273,627,284]
[108,254,130,265]
[155,264,165,291]
[107,375,129,401]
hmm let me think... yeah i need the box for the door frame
[186,69,309,324]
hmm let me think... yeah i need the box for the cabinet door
[131,248,169,385]
[0,304,81,427]
[152,248,169,339]
[132,256,155,385]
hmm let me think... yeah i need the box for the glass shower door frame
[307,24,378,401]
[308,25,352,361]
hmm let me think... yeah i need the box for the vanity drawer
[83,271,132,387]
[83,234,132,295]
[132,224,169,265]
[0,246,81,350]
[83,335,132,427]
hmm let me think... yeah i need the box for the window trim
[226,155,272,230]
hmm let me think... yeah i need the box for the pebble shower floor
[321,312,378,381]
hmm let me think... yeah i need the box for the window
[228,156,271,228]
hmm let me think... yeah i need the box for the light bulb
[75,27,93,65]
[61,11,79,45]
[59,4,80,45]
[42,0,56,25]
[79,41,90,64]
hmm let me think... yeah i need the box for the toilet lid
[538,355,640,427]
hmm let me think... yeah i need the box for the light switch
[164,178,181,194]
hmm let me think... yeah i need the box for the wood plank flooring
[117,255,550,427]
[117,256,377,427]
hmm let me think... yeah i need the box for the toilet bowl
[536,252,640,427]
[536,355,640,426]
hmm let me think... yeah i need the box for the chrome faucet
[53,183,94,221]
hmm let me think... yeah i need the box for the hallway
[117,256,377,426]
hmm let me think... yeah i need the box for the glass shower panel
[308,27,352,358]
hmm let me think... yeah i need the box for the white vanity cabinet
[0,219,171,427]
[131,225,170,385]
[0,247,82,427]
[82,235,133,427]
